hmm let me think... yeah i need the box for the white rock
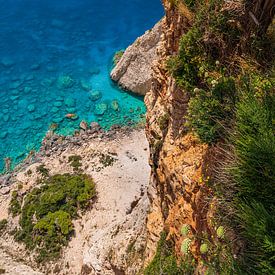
[110,19,163,95]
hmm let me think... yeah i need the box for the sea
[0,0,163,171]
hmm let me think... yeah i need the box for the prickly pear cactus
[181,238,192,255]
[217,226,225,239]
[181,224,190,236]
[200,243,209,254]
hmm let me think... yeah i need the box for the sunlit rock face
[110,20,163,96]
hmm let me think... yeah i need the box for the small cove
[0,0,163,171]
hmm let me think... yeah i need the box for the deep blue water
[0,0,163,171]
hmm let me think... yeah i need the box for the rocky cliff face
[144,0,215,264]
[110,20,163,96]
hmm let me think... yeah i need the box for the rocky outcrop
[110,20,163,96]
[144,0,215,266]
[0,128,150,275]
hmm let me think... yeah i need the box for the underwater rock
[51,107,59,113]
[57,75,74,89]
[88,67,100,75]
[65,98,76,107]
[1,57,15,68]
[3,115,10,122]
[24,86,32,93]
[89,90,102,101]
[110,19,163,95]
[94,103,108,116]
[56,96,64,101]
[30,63,41,70]
[41,78,55,87]
[10,95,20,101]
[53,116,64,123]
[0,131,8,139]
[66,107,76,113]
[80,79,91,91]
[46,65,56,72]
[80,120,88,131]
[54,101,63,107]
[25,75,34,81]
[111,100,119,111]
[9,81,22,90]
[65,113,78,120]
[27,104,35,112]
[51,19,65,29]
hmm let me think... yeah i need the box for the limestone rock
[80,120,88,131]
[90,122,101,133]
[94,103,107,116]
[110,19,163,95]
[89,90,102,101]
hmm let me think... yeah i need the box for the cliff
[144,0,211,264]
[144,0,274,273]
[110,20,163,95]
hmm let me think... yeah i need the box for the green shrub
[231,85,275,273]
[158,113,169,131]
[144,232,195,275]
[8,191,21,217]
[113,50,124,65]
[14,173,95,262]
[0,219,7,234]
[186,77,236,143]
[68,155,82,172]
[36,164,49,178]
[99,154,116,167]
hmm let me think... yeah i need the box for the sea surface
[0,0,163,171]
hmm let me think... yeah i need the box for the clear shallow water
[0,0,163,171]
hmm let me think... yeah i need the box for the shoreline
[0,119,145,177]
[0,125,150,274]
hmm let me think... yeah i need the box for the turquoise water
[0,0,163,171]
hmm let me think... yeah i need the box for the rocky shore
[0,124,150,274]
[110,20,163,96]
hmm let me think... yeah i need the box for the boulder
[65,98,76,107]
[89,90,102,101]
[80,120,88,131]
[90,122,101,133]
[111,100,119,111]
[110,19,163,95]
[94,103,107,116]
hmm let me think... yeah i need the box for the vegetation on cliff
[147,0,274,274]
[11,173,96,263]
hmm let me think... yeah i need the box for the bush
[14,173,96,262]
[186,77,236,143]
[68,155,82,172]
[8,191,21,217]
[36,164,49,178]
[144,232,195,275]
[231,85,275,273]
[0,219,7,234]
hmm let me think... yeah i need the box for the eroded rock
[110,19,163,96]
